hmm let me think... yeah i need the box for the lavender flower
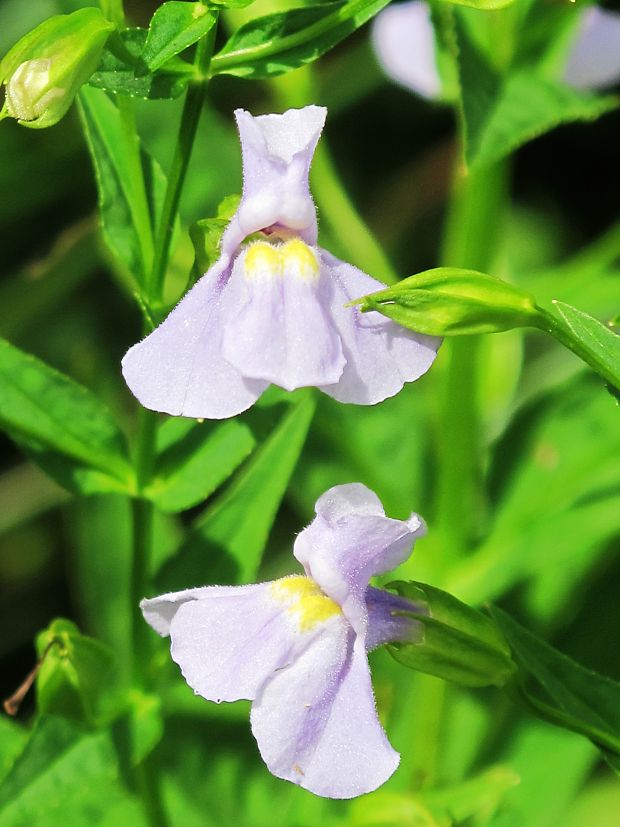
[141,483,425,798]
[372,2,620,100]
[122,107,438,419]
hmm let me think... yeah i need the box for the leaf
[0,338,134,496]
[78,86,164,284]
[155,392,315,591]
[490,606,620,766]
[0,719,27,786]
[551,301,620,391]
[89,29,191,99]
[142,2,216,71]
[450,377,620,606]
[146,417,256,513]
[211,0,392,79]
[456,16,619,170]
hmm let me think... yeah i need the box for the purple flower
[141,483,425,798]
[372,2,620,99]
[122,107,438,419]
[563,6,620,91]
[371,2,441,100]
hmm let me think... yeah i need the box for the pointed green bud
[0,9,114,129]
[385,581,516,688]
[355,267,544,336]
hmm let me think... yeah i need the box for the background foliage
[0,0,619,824]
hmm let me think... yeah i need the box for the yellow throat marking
[244,239,319,282]
[271,576,341,631]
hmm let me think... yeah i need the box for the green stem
[435,161,509,564]
[149,24,218,302]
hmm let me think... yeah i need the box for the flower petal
[372,1,441,100]
[564,7,620,91]
[294,483,425,639]
[221,107,326,258]
[251,632,399,798]
[318,252,440,404]
[168,578,344,703]
[365,586,424,650]
[121,257,267,419]
[222,242,345,391]
[140,583,264,636]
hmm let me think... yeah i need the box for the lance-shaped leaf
[142,2,216,71]
[0,338,134,495]
[490,606,620,774]
[155,392,315,591]
[211,0,393,79]
[79,86,165,288]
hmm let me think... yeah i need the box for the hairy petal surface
[294,483,426,639]
[222,243,345,390]
[140,583,264,637]
[121,258,267,419]
[372,1,441,99]
[318,252,439,405]
[221,107,326,257]
[564,6,620,90]
[168,579,336,703]
[251,627,399,798]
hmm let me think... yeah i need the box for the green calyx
[0,8,114,129]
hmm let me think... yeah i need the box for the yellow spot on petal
[281,238,319,281]
[244,241,283,280]
[271,575,341,631]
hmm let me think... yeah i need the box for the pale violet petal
[294,483,425,639]
[251,633,399,798]
[121,256,267,419]
[564,7,620,90]
[372,1,441,100]
[168,577,345,703]
[318,252,439,404]
[140,583,264,637]
[365,586,425,650]
[222,242,345,391]
[221,107,326,258]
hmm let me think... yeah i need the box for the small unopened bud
[385,581,516,688]
[0,8,114,129]
[355,268,544,336]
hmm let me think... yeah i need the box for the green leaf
[450,378,620,607]
[550,301,620,392]
[142,2,216,71]
[78,85,164,285]
[89,29,191,99]
[211,0,392,79]
[456,17,619,170]
[189,193,240,284]
[146,417,256,513]
[35,619,117,725]
[0,718,27,786]
[491,606,620,767]
[155,392,315,591]
[0,337,134,495]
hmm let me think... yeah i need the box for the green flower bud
[356,267,544,336]
[385,581,516,688]
[0,9,114,128]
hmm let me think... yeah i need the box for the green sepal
[386,581,516,688]
[356,267,543,336]
[189,193,240,282]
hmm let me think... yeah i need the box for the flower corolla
[122,107,439,419]
[141,483,425,798]
[371,2,620,99]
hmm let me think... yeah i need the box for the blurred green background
[1,0,620,824]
